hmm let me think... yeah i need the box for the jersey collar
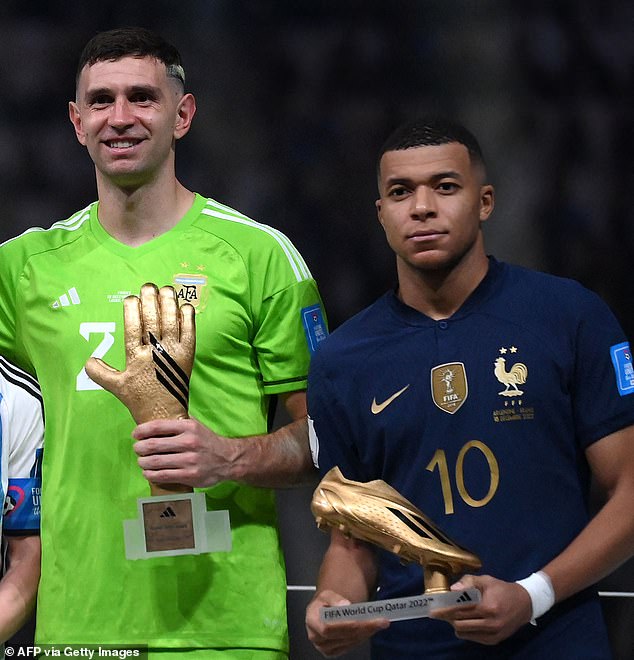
[88,193,208,258]
[386,256,505,325]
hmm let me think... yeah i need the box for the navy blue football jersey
[308,258,633,659]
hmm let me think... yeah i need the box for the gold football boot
[312,466,482,593]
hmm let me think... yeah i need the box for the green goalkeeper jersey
[0,194,327,650]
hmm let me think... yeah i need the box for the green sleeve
[255,278,327,395]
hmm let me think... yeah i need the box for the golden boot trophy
[312,467,482,622]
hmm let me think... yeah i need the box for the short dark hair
[378,117,486,175]
[76,27,185,89]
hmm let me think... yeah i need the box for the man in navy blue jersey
[305,117,634,658]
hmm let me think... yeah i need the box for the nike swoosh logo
[371,384,410,414]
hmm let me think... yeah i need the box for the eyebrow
[385,170,465,186]
[84,83,162,102]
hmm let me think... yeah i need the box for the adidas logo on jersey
[51,287,81,309]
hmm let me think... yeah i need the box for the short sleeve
[307,350,364,481]
[571,292,634,448]
[255,278,327,395]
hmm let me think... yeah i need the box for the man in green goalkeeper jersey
[0,27,327,659]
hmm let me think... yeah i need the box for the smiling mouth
[105,139,140,149]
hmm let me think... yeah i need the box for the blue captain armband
[3,477,41,532]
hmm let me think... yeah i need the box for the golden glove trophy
[312,467,482,622]
[86,283,230,559]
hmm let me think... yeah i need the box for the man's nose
[109,98,135,128]
[412,187,436,217]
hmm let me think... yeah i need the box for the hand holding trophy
[312,467,482,622]
[85,283,195,496]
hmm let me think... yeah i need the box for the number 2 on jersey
[76,322,116,391]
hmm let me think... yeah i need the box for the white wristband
[515,571,555,625]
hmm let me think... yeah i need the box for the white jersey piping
[201,201,312,283]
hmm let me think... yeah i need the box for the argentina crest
[173,272,209,311]
[431,362,468,414]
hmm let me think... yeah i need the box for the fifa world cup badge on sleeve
[301,304,328,354]
[610,342,634,396]
[85,283,231,560]
[312,467,482,622]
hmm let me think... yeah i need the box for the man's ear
[376,199,385,229]
[68,102,86,146]
[174,93,196,140]
[479,184,495,222]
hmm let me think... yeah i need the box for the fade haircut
[378,117,487,179]
[76,27,186,90]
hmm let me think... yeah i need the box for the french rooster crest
[494,357,528,397]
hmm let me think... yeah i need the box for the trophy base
[123,492,232,559]
[320,588,481,623]
[424,565,452,594]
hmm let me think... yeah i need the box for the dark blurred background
[1,1,633,658]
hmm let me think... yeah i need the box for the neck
[397,250,489,320]
[95,172,195,247]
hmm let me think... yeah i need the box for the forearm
[228,417,316,488]
[306,531,385,657]
[211,389,313,488]
[538,427,634,604]
[0,535,40,643]
[542,477,634,603]
[134,393,317,488]
[315,530,378,603]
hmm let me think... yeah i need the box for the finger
[141,467,196,486]
[431,604,479,622]
[132,418,191,442]
[134,438,199,465]
[179,302,196,362]
[452,617,490,631]
[133,438,188,460]
[453,574,479,590]
[159,285,180,344]
[326,620,389,635]
[85,357,123,392]
[313,620,389,656]
[123,295,143,357]
[137,450,197,471]
[139,282,161,344]
[452,621,501,644]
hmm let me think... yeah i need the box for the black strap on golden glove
[85,283,196,495]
